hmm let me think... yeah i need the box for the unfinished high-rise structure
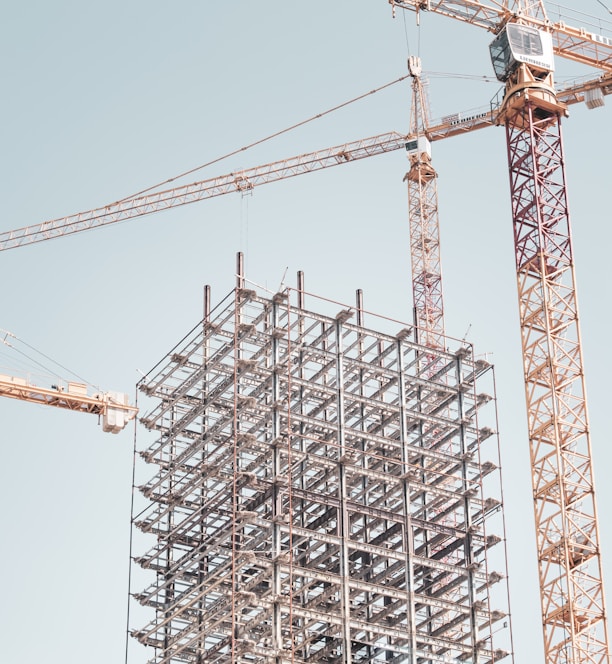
[130,264,513,664]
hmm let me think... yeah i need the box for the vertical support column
[355,289,375,659]
[162,403,178,657]
[231,252,245,662]
[271,294,283,656]
[396,331,418,661]
[505,104,609,664]
[197,284,212,663]
[296,272,307,660]
[335,311,353,663]
[455,347,480,662]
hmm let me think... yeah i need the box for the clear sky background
[0,2,610,663]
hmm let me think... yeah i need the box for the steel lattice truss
[406,170,444,352]
[131,285,512,664]
[506,106,609,664]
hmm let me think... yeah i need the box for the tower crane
[0,12,609,661]
[390,2,611,664]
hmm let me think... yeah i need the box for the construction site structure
[130,259,513,664]
[1,5,608,661]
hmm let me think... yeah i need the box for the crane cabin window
[490,31,514,81]
[508,24,543,57]
[489,23,554,82]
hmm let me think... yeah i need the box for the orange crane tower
[391,2,611,664]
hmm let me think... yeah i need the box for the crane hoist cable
[401,5,412,54]
[112,74,411,206]
[595,0,612,15]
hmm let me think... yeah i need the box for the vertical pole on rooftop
[236,252,244,289]
[203,285,211,323]
[297,271,304,310]
[356,289,364,327]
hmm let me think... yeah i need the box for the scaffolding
[130,266,513,664]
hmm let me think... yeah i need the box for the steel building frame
[131,274,512,664]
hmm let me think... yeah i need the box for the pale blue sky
[0,2,610,663]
